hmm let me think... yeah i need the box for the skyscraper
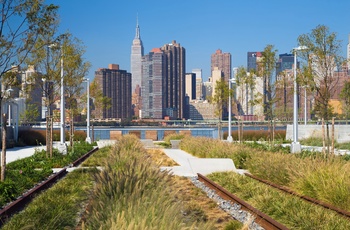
[94,64,132,119]
[211,49,231,82]
[161,40,186,119]
[130,18,144,117]
[247,51,262,72]
[141,48,165,119]
[131,18,144,92]
[185,73,196,101]
[192,68,203,100]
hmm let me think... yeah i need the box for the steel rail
[197,173,289,230]
[0,147,99,227]
[244,172,350,220]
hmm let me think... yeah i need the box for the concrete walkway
[6,146,45,164]
[160,148,237,177]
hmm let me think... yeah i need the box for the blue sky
[49,0,350,81]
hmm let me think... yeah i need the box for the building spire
[135,14,140,39]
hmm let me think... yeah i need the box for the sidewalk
[5,146,45,164]
[160,148,238,177]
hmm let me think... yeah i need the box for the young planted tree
[235,66,257,141]
[257,44,278,121]
[256,45,278,141]
[207,79,233,140]
[90,78,111,119]
[298,24,345,154]
[63,35,91,147]
[274,70,293,121]
[0,0,58,181]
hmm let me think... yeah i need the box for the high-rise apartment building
[161,40,186,119]
[192,68,202,100]
[211,67,223,98]
[276,53,294,76]
[94,64,132,119]
[185,73,196,101]
[141,49,165,119]
[211,49,231,82]
[247,52,262,72]
[130,18,144,117]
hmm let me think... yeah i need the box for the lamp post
[291,46,307,153]
[227,75,235,142]
[83,78,91,143]
[57,35,67,154]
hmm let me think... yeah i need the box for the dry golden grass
[170,176,239,229]
[147,148,179,166]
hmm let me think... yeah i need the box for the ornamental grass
[180,136,350,213]
[209,172,350,230]
[82,135,216,230]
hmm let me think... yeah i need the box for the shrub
[223,129,286,141]
[18,129,46,146]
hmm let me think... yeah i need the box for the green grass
[2,168,97,230]
[209,172,350,230]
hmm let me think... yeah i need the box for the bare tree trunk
[322,118,325,155]
[326,122,330,155]
[272,119,275,144]
[218,120,222,140]
[46,115,49,158]
[91,123,94,142]
[1,113,7,181]
[50,117,53,158]
[331,117,335,154]
[240,119,244,143]
[238,117,241,143]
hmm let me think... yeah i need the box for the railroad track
[197,173,289,230]
[244,172,350,220]
[0,147,99,227]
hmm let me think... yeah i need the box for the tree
[90,78,111,119]
[0,0,58,181]
[235,66,257,115]
[298,25,345,154]
[340,81,350,124]
[62,35,91,147]
[274,70,293,121]
[207,79,233,140]
[257,44,278,121]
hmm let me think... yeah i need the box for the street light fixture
[83,78,91,143]
[291,46,308,153]
[54,34,68,154]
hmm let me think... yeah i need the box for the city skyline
[48,0,350,81]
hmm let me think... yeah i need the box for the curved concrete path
[160,148,237,177]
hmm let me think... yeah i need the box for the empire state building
[130,18,144,117]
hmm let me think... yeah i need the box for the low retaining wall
[286,125,350,143]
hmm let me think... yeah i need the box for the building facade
[192,68,203,100]
[141,49,165,119]
[211,49,231,82]
[185,73,196,101]
[161,40,186,119]
[130,18,144,117]
[94,64,132,119]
